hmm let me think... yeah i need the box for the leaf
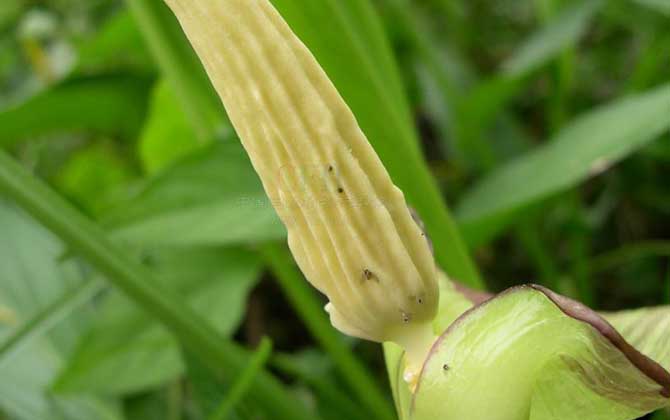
[0,202,121,420]
[126,0,228,142]
[412,285,670,420]
[207,337,273,420]
[267,0,482,286]
[74,10,154,75]
[457,83,670,247]
[105,141,286,247]
[138,80,204,174]
[632,0,670,15]
[0,279,104,368]
[0,0,22,31]
[0,75,152,148]
[502,0,604,77]
[54,143,135,215]
[272,351,368,420]
[0,149,316,420]
[54,247,262,395]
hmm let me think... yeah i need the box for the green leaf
[54,143,135,215]
[0,75,152,148]
[0,279,103,368]
[54,247,261,395]
[0,0,22,31]
[0,202,121,420]
[75,10,154,75]
[632,0,670,15]
[207,337,273,420]
[413,286,670,420]
[138,80,204,174]
[502,0,604,78]
[0,149,317,420]
[457,83,670,247]
[272,351,368,420]
[105,141,286,247]
[126,0,228,142]
[590,241,670,274]
[268,0,482,287]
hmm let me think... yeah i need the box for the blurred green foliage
[0,0,668,419]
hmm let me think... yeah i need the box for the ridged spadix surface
[164,0,438,347]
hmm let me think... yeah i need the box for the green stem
[0,150,315,420]
[125,0,227,142]
[566,193,593,305]
[665,269,669,305]
[385,0,496,171]
[167,381,183,420]
[516,222,560,289]
[272,352,367,420]
[0,278,104,367]
[208,338,273,420]
[259,243,395,420]
[626,33,670,93]
[589,241,670,274]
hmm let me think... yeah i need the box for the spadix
[164,0,439,377]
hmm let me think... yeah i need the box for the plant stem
[0,278,104,368]
[125,0,227,142]
[589,241,670,274]
[208,338,273,420]
[0,150,315,420]
[516,222,560,289]
[272,352,367,420]
[260,243,396,420]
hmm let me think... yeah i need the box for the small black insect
[328,165,334,172]
[337,187,344,193]
[362,268,379,283]
[443,364,450,372]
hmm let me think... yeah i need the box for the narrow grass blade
[633,0,670,15]
[502,0,603,78]
[590,241,670,274]
[0,150,315,420]
[0,278,103,368]
[125,0,228,142]
[208,338,273,420]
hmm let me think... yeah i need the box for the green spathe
[412,286,669,420]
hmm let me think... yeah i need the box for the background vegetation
[0,0,668,419]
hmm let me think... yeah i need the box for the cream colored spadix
[164,0,438,375]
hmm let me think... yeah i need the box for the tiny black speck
[337,187,344,193]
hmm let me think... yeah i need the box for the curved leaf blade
[502,0,603,78]
[457,83,670,246]
[0,76,152,148]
